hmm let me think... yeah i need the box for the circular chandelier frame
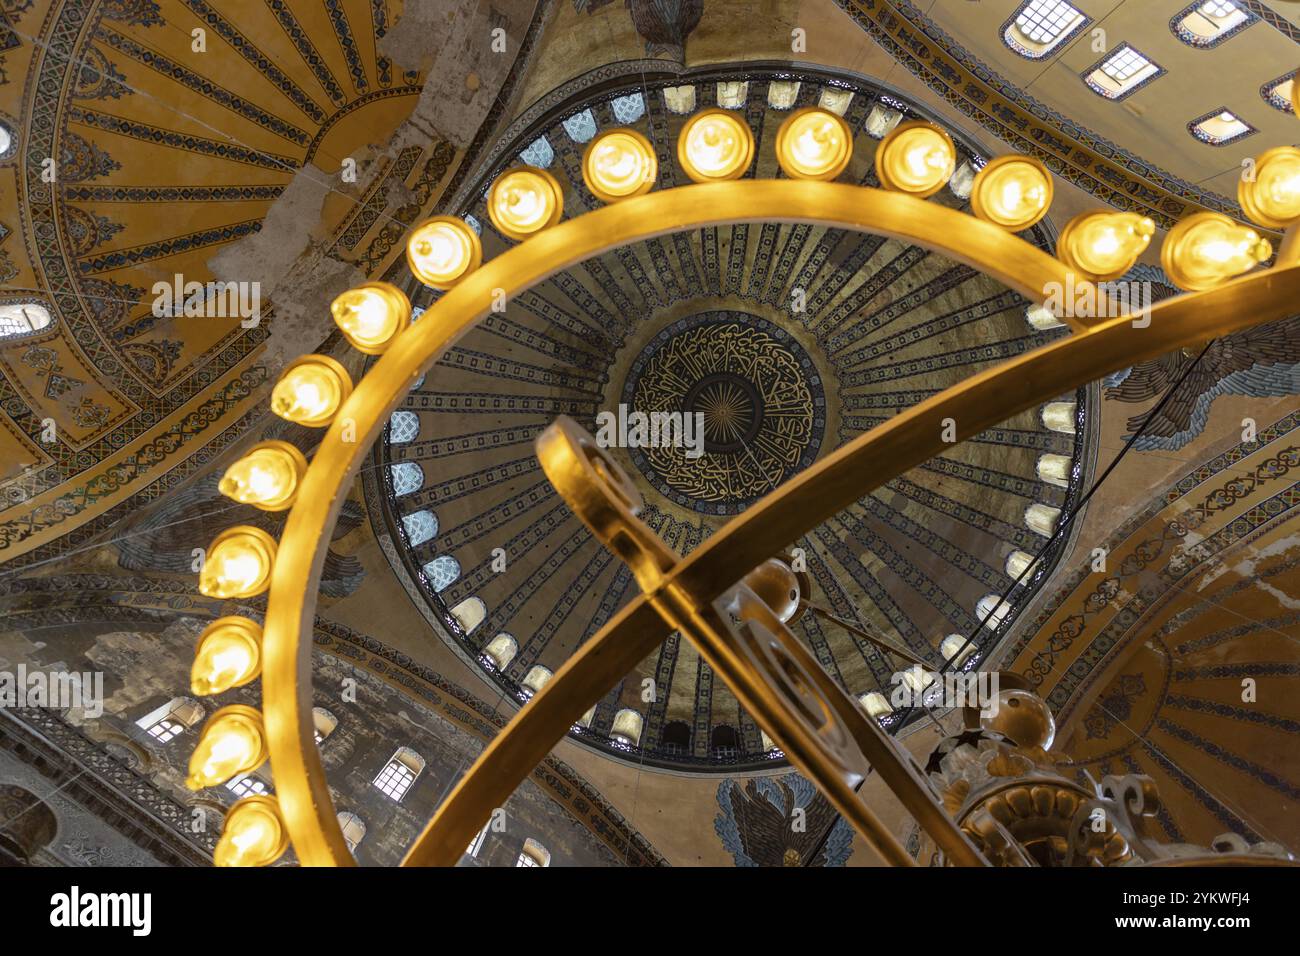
[227,178,1299,867]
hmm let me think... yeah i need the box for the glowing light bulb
[583,128,657,202]
[1238,146,1300,228]
[191,617,262,696]
[1057,211,1155,280]
[970,155,1053,231]
[487,167,563,240]
[270,355,352,427]
[875,121,956,197]
[218,441,306,511]
[186,705,266,790]
[331,282,410,354]
[1161,211,1272,291]
[214,796,288,867]
[677,109,754,182]
[775,108,852,181]
[198,526,277,599]
[406,217,481,289]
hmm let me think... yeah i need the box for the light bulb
[331,282,410,354]
[198,526,276,599]
[487,167,563,240]
[677,109,754,182]
[970,154,1053,231]
[775,108,852,181]
[406,216,482,289]
[218,440,306,511]
[270,355,352,427]
[1238,146,1300,229]
[875,121,956,197]
[583,128,657,202]
[191,617,262,696]
[186,705,266,790]
[1057,211,1155,280]
[214,796,288,867]
[1161,211,1272,291]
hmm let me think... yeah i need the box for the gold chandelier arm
[400,594,667,866]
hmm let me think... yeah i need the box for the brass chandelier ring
[200,174,1299,867]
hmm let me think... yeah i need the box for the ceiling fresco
[373,65,1095,772]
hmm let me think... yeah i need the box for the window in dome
[389,461,424,497]
[610,92,645,124]
[0,302,53,341]
[482,632,517,670]
[422,555,460,592]
[1262,72,1296,114]
[818,87,854,117]
[610,708,643,746]
[450,596,486,634]
[521,665,552,698]
[401,509,438,546]
[1084,44,1163,101]
[520,135,554,169]
[389,410,419,444]
[1188,107,1256,146]
[562,108,598,143]
[716,81,748,109]
[0,121,13,159]
[1171,0,1255,48]
[662,84,695,115]
[1003,0,1089,60]
[766,80,800,110]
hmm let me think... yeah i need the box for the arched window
[401,509,438,546]
[766,80,799,110]
[661,721,691,755]
[1041,401,1077,434]
[0,121,13,159]
[482,633,517,670]
[337,811,366,852]
[422,555,460,592]
[710,725,740,758]
[662,85,695,114]
[389,411,419,444]
[1173,1,1254,48]
[561,109,597,143]
[136,697,204,743]
[610,92,645,123]
[313,707,338,744]
[520,135,554,169]
[0,303,53,341]
[858,691,893,719]
[515,838,550,867]
[389,462,424,497]
[466,821,490,857]
[941,633,975,665]
[610,708,643,746]
[451,597,486,635]
[373,747,424,802]
[819,87,854,117]
[227,772,269,797]
[1005,550,1037,580]
[521,665,552,698]
[1036,453,1072,488]
[1025,503,1061,538]
[976,595,1011,630]
[715,81,747,109]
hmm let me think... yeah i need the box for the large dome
[371,64,1093,772]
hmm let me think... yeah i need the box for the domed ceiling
[371,65,1095,772]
